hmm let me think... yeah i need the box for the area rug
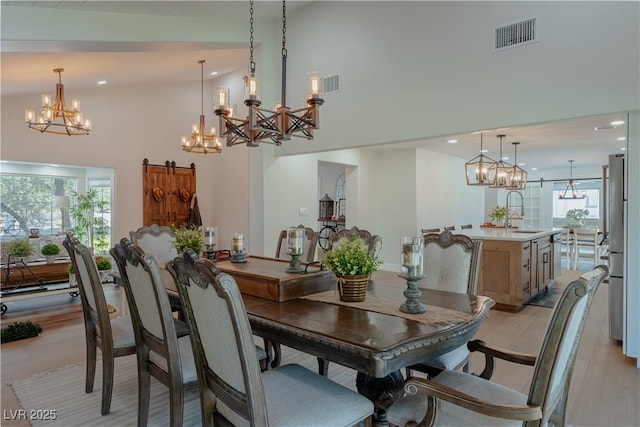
[9,354,201,427]
[527,286,563,308]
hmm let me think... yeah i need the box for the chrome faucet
[505,190,525,229]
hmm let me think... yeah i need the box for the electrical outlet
[299,207,309,216]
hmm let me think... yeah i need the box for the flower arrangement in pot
[41,243,60,264]
[6,239,35,264]
[95,255,113,283]
[489,205,507,226]
[566,208,589,226]
[170,225,203,254]
[321,236,382,302]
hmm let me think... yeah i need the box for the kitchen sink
[513,230,543,233]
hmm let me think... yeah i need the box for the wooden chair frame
[63,234,135,416]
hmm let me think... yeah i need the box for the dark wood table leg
[356,370,405,426]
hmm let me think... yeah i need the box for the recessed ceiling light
[502,156,509,161]
[480,149,488,153]
[210,71,218,76]
[531,167,538,171]
[611,120,625,126]
[49,164,59,167]
[621,147,626,151]
[518,162,525,166]
[617,137,626,141]
[447,139,458,144]
[97,80,107,85]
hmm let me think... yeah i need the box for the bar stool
[573,228,600,270]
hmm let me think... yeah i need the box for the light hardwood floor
[1,268,638,427]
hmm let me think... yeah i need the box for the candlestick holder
[399,273,426,314]
[286,251,304,273]
[231,250,247,263]
[399,236,425,314]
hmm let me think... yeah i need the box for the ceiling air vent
[323,74,340,94]
[494,17,538,50]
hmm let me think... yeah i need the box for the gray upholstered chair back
[170,251,267,425]
[527,266,608,425]
[111,239,176,347]
[275,225,319,263]
[422,230,482,294]
[130,224,177,265]
[328,226,381,255]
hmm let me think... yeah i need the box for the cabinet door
[143,164,170,226]
[172,167,196,226]
[534,237,553,295]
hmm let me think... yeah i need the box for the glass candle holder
[401,236,424,278]
[204,227,217,250]
[287,227,304,255]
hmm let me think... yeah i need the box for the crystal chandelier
[464,132,498,186]
[181,60,222,154]
[507,142,528,190]
[489,134,514,188]
[214,0,324,147]
[24,68,92,136]
[559,160,586,199]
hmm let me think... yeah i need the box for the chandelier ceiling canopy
[214,0,324,147]
[24,68,92,136]
[559,160,586,199]
[181,60,222,154]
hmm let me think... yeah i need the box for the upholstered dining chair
[275,224,319,263]
[168,250,374,427]
[386,265,609,427]
[328,225,381,254]
[405,230,482,378]
[63,235,135,416]
[110,239,198,427]
[130,224,182,314]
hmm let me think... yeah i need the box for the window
[552,180,601,219]
[0,173,76,237]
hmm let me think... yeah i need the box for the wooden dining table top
[242,270,495,378]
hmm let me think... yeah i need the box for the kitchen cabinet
[459,228,561,312]
[142,159,196,227]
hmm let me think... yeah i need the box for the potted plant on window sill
[41,243,60,264]
[321,235,382,302]
[7,239,35,264]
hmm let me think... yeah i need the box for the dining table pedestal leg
[356,370,405,426]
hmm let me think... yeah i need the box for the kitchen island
[458,228,562,311]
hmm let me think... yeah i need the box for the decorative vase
[337,274,369,302]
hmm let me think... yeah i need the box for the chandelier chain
[249,0,255,74]
[282,1,287,56]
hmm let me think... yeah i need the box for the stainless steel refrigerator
[608,154,626,341]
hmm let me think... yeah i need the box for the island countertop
[457,227,562,242]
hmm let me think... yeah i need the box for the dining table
[238,268,495,423]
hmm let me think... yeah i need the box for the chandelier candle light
[25,68,92,136]
[399,236,426,314]
[489,134,514,188]
[231,233,247,263]
[214,0,324,147]
[286,226,305,273]
[464,132,498,186]
[181,60,222,154]
[559,160,586,199]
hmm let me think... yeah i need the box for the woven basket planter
[337,274,369,302]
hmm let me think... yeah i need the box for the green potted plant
[489,205,507,226]
[41,242,60,264]
[6,239,35,263]
[321,235,382,302]
[95,255,113,283]
[69,189,110,253]
[170,225,203,254]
